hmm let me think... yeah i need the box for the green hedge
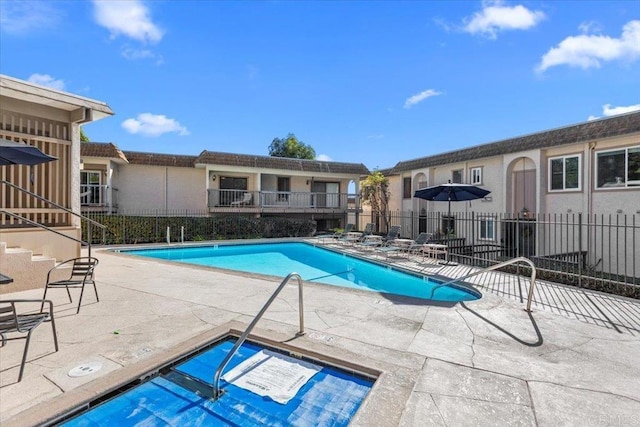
[82,215,316,245]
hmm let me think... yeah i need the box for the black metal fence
[81,209,638,298]
[362,210,639,298]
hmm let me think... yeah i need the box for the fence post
[578,213,582,287]
[471,211,475,266]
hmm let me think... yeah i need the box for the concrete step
[0,242,57,293]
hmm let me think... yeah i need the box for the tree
[269,133,315,159]
[361,170,391,232]
[80,127,90,142]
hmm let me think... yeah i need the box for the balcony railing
[80,184,117,212]
[80,184,106,206]
[207,189,356,210]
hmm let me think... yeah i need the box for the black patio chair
[0,299,59,382]
[41,257,99,314]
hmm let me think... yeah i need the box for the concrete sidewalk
[1,243,639,426]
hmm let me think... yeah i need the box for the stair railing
[1,180,107,257]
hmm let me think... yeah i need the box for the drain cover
[68,362,102,377]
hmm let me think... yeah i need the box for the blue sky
[1,1,639,170]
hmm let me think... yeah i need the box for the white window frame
[478,216,496,241]
[595,146,640,189]
[80,170,102,205]
[548,154,581,192]
[470,167,482,185]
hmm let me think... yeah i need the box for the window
[403,177,411,199]
[470,167,482,185]
[80,171,101,205]
[220,176,247,190]
[479,216,495,241]
[549,155,580,191]
[451,169,463,183]
[220,176,248,205]
[596,146,640,188]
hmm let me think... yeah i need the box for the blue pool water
[121,242,479,302]
[61,339,373,426]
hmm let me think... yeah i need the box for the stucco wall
[0,227,80,262]
[116,165,206,212]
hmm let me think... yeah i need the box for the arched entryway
[507,157,537,215]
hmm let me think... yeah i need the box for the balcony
[207,189,358,213]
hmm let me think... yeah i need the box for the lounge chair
[335,224,359,243]
[341,223,375,245]
[320,223,354,242]
[382,225,401,244]
[360,223,375,240]
[230,192,252,206]
[0,299,59,382]
[377,231,432,258]
[41,257,99,314]
[358,225,401,250]
[406,232,434,253]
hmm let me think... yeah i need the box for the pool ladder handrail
[212,272,305,400]
[431,257,537,312]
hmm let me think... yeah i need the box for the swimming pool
[60,337,374,426]
[120,242,480,302]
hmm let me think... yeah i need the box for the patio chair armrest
[46,259,75,281]
[0,298,55,312]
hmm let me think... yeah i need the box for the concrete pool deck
[1,240,639,426]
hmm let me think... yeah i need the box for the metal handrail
[0,210,87,249]
[1,180,107,255]
[212,272,305,400]
[432,257,538,312]
[1,180,106,230]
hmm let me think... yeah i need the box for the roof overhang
[0,74,114,123]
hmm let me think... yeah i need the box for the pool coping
[6,321,415,427]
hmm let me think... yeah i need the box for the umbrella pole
[447,198,451,234]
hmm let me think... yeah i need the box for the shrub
[83,214,316,245]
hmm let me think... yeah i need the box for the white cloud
[27,73,65,91]
[367,134,384,140]
[588,103,640,120]
[404,89,442,109]
[463,0,545,39]
[93,0,163,44]
[316,154,333,161]
[578,21,602,35]
[0,0,62,35]
[603,103,640,116]
[121,113,189,137]
[121,47,164,64]
[537,20,640,72]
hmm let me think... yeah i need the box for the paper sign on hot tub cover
[222,349,321,404]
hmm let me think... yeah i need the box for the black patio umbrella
[0,139,58,166]
[414,180,491,220]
